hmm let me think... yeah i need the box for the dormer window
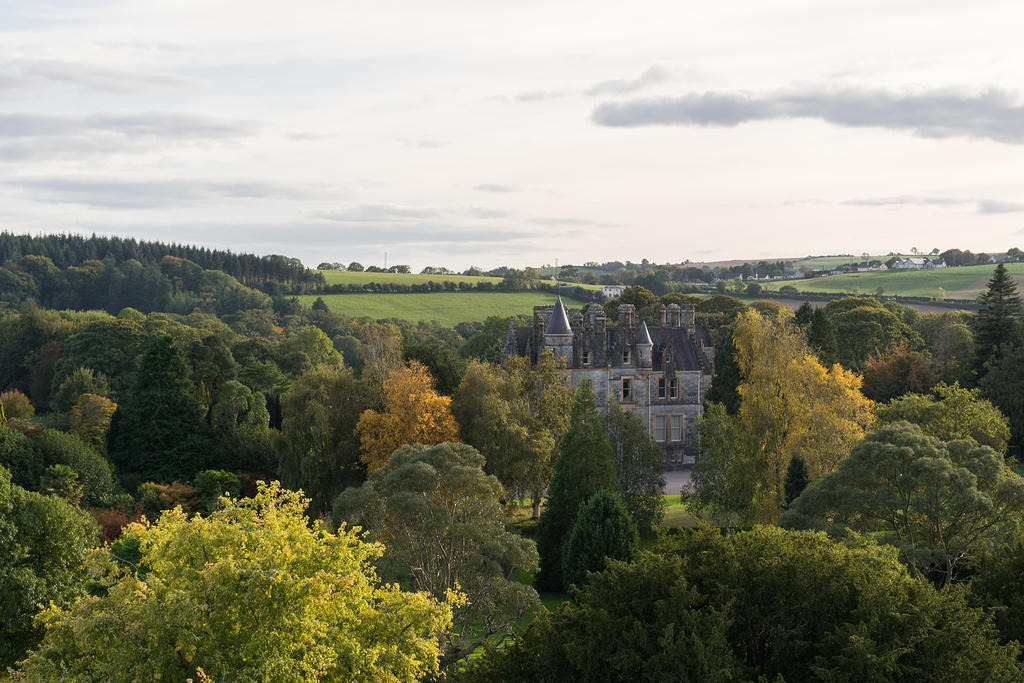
[669,377,678,399]
[621,349,631,365]
[581,350,590,366]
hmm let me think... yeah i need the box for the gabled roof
[545,297,572,335]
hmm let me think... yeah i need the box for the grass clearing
[762,263,1024,299]
[296,291,590,326]
[791,255,907,270]
[661,494,697,528]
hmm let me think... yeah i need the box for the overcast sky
[2,1,1024,270]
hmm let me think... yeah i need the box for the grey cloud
[841,195,1024,214]
[5,177,312,208]
[531,217,615,228]
[841,196,963,207]
[592,86,1024,143]
[0,59,196,98]
[585,65,670,97]
[977,200,1024,214]
[514,89,566,102]
[0,111,254,139]
[310,204,438,222]
[466,207,514,219]
[475,183,517,193]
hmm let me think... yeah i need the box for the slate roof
[544,297,573,335]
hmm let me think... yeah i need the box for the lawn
[661,494,698,528]
[762,262,1023,299]
[297,291,591,326]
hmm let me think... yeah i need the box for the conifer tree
[974,263,1023,376]
[108,335,215,488]
[535,380,619,592]
[783,455,809,506]
[561,490,638,590]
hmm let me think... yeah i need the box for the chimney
[618,304,635,328]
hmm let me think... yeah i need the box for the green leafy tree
[825,298,923,370]
[466,526,1023,682]
[561,490,638,590]
[14,482,453,682]
[31,429,118,507]
[209,380,275,474]
[914,311,974,384]
[191,469,241,512]
[974,263,1024,376]
[783,454,809,506]
[1,466,97,668]
[333,442,538,662]
[602,398,665,533]
[875,382,1010,454]
[50,368,111,416]
[277,366,369,515]
[535,380,620,592]
[107,335,215,489]
[782,421,1024,586]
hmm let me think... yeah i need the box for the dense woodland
[4,235,1024,680]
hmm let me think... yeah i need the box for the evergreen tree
[561,490,638,590]
[808,307,838,365]
[602,399,665,534]
[535,380,619,592]
[783,454,809,506]
[704,326,740,413]
[974,263,1023,377]
[108,335,215,488]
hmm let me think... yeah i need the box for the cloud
[466,207,513,219]
[0,111,254,139]
[840,195,1024,214]
[585,65,670,97]
[0,111,255,161]
[514,89,566,102]
[475,183,517,193]
[592,86,1024,143]
[309,204,438,222]
[977,200,1024,214]
[5,177,312,208]
[0,59,197,98]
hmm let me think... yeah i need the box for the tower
[544,297,574,363]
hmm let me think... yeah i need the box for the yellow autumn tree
[356,361,460,472]
[694,310,874,523]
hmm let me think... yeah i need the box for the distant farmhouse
[600,284,625,298]
[504,298,714,466]
[893,257,946,270]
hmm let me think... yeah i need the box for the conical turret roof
[637,320,653,346]
[545,297,572,335]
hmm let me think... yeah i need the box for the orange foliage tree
[355,361,460,472]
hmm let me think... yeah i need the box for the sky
[2,1,1024,271]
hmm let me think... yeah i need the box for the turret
[544,297,574,364]
[637,321,653,368]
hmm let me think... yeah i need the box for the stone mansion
[503,298,714,465]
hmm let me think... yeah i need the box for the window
[670,415,683,442]
[581,350,590,366]
[657,377,666,399]
[621,349,631,365]
[655,415,667,442]
[621,378,633,401]
[669,377,678,399]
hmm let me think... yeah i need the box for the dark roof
[545,297,572,335]
[637,321,653,346]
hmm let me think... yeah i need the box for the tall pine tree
[535,380,619,592]
[108,335,215,489]
[974,263,1023,378]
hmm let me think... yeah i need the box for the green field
[297,291,590,326]
[763,263,1023,299]
[661,495,697,528]
[791,255,908,270]
[317,270,505,286]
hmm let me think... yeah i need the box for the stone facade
[504,298,714,465]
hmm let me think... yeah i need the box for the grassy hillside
[790,255,910,270]
[297,291,590,326]
[762,263,1023,299]
[318,270,504,286]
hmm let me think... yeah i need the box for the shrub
[192,469,241,512]
[0,390,34,420]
